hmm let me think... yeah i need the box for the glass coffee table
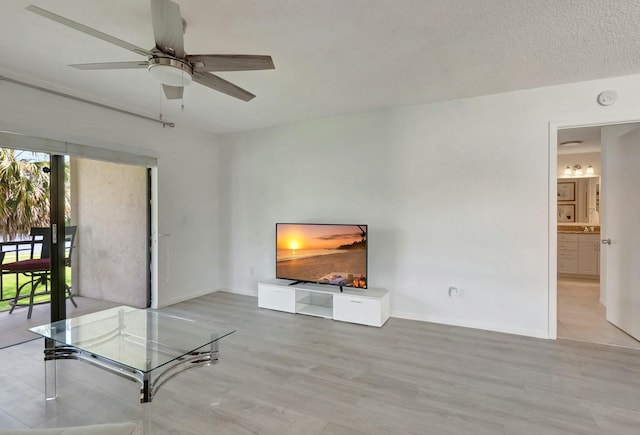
[29,306,235,403]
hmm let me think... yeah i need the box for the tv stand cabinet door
[258,284,296,313]
[333,294,383,327]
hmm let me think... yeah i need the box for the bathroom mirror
[557,176,600,224]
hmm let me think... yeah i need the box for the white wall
[219,73,640,338]
[0,80,222,307]
[5,71,640,338]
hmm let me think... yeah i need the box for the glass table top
[29,306,235,373]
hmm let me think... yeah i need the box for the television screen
[276,223,368,288]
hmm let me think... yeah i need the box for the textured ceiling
[1,0,640,134]
[558,126,601,154]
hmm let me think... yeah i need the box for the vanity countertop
[558,224,600,234]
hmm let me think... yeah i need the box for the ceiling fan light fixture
[148,57,193,87]
[26,3,274,102]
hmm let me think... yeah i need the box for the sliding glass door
[49,155,66,322]
[0,148,55,327]
[1,132,154,345]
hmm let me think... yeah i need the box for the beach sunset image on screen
[276,224,367,288]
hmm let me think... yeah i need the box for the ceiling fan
[26,0,275,102]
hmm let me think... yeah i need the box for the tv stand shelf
[296,291,333,318]
[258,279,390,327]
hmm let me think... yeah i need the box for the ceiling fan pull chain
[181,71,185,111]
[159,86,165,126]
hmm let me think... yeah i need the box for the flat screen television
[276,223,368,289]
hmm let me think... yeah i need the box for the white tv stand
[258,279,390,327]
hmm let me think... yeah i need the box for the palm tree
[0,148,51,240]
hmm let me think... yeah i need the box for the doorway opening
[554,125,640,349]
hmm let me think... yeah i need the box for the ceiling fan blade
[192,72,256,102]
[150,0,185,58]
[25,5,151,57]
[70,61,148,70]
[162,84,183,100]
[188,55,275,72]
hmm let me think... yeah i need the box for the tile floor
[557,276,640,349]
[4,280,637,351]
[1,291,640,434]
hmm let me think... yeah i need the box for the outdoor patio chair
[1,226,78,319]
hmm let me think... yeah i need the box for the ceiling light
[562,164,596,177]
[148,57,193,87]
[559,140,583,148]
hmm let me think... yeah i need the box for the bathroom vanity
[557,176,601,278]
[558,230,600,277]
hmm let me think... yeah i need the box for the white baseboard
[160,288,547,339]
[219,287,258,297]
[391,310,549,339]
[157,289,220,308]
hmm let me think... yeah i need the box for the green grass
[0,266,72,312]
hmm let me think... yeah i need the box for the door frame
[548,112,640,339]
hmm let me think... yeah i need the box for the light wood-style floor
[557,276,640,349]
[1,291,640,434]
